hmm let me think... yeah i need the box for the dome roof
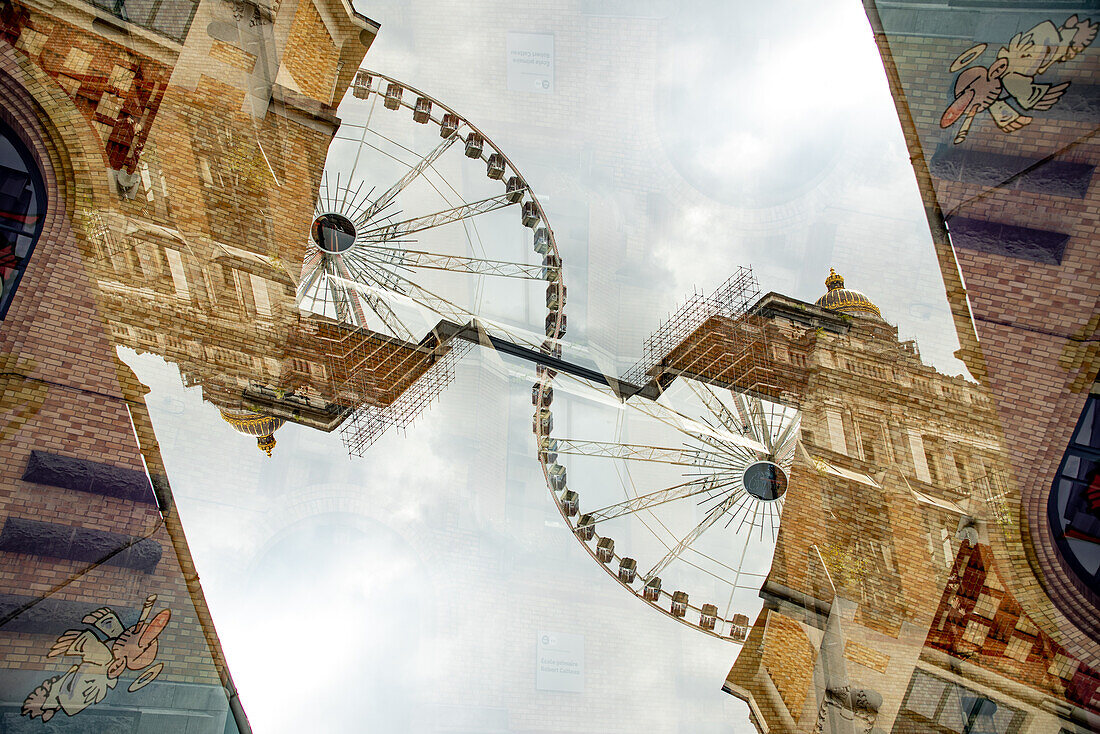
[219,408,285,457]
[814,268,882,319]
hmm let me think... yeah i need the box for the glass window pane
[1074,399,1096,448]
[938,685,968,733]
[906,670,946,720]
[0,120,44,318]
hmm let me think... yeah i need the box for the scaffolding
[334,265,773,457]
[623,266,766,392]
[339,336,474,456]
[319,322,436,408]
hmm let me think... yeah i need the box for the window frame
[1046,395,1100,596]
[0,117,47,321]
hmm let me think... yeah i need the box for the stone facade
[715,276,1098,732]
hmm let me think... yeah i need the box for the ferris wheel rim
[534,375,800,642]
[300,68,567,347]
[353,68,561,262]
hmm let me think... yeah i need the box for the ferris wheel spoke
[674,424,761,469]
[757,406,776,455]
[769,402,788,450]
[358,289,416,341]
[347,250,410,294]
[385,271,545,350]
[688,381,743,436]
[388,271,473,323]
[774,424,800,464]
[352,276,417,340]
[326,272,353,325]
[302,275,326,311]
[340,250,385,285]
[304,247,323,270]
[320,260,353,325]
[741,497,763,537]
[300,258,358,325]
[644,491,744,581]
[298,259,327,302]
[770,413,801,460]
[765,498,784,542]
[363,247,550,280]
[357,193,518,242]
[334,266,538,351]
[354,241,409,269]
[627,398,768,455]
[332,258,375,326]
[333,258,416,340]
[355,130,461,226]
[551,438,736,469]
[298,279,323,313]
[585,475,736,524]
[732,394,761,445]
[739,394,773,454]
[338,283,370,326]
[338,267,475,327]
[319,169,335,214]
[691,420,762,466]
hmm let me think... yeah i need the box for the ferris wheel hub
[742,460,788,501]
[312,212,357,254]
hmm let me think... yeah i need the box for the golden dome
[814,268,882,319]
[219,409,285,457]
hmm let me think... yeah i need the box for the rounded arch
[982,463,1100,672]
[0,111,44,317]
[0,42,115,331]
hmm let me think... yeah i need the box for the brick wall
[863,0,1100,667]
[0,52,236,727]
[0,0,376,723]
[281,0,340,103]
[760,612,816,722]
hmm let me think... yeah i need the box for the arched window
[1048,395,1100,596]
[0,118,46,319]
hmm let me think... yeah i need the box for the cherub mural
[939,16,1097,144]
[21,595,170,722]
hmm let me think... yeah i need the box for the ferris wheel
[309,70,797,641]
[535,372,800,641]
[299,70,565,349]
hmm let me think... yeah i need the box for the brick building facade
[0,0,381,727]
[861,0,1100,670]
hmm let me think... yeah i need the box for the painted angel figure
[21,595,170,722]
[940,15,1097,143]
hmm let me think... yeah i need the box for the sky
[344,0,967,377]
[128,1,970,732]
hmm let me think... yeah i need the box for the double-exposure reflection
[0,0,1095,732]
